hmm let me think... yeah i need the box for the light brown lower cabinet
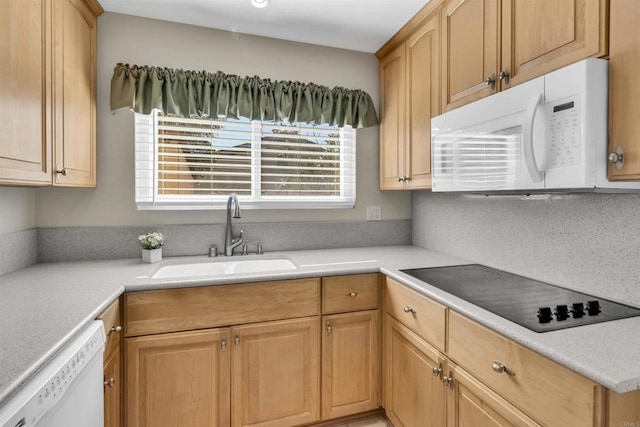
[103,344,121,427]
[322,310,380,420]
[125,328,231,427]
[100,298,122,427]
[446,363,540,427]
[383,315,445,427]
[231,317,320,427]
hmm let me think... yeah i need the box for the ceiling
[99,0,429,53]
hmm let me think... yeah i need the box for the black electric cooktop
[401,264,640,333]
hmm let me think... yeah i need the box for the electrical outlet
[366,205,381,221]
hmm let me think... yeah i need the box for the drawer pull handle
[107,325,122,336]
[347,291,359,298]
[432,363,443,378]
[492,360,516,376]
[403,306,417,314]
[104,378,115,388]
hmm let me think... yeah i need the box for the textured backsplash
[412,191,640,307]
[35,220,411,263]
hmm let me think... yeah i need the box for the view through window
[135,112,356,209]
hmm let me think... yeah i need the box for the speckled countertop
[1,245,639,408]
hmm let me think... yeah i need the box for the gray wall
[412,191,640,307]
[34,12,411,228]
[0,14,412,271]
[0,188,35,234]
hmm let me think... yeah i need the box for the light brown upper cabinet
[0,0,51,185]
[442,0,608,112]
[442,0,499,111]
[608,0,640,180]
[0,0,102,187]
[52,0,99,186]
[378,5,441,190]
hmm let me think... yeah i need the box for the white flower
[138,232,166,249]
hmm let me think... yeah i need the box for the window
[135,112,356,209]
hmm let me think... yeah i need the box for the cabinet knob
[499,68,510,85]
[221,337,227,352]
[104,378,115,388]
[442,371,454,388]
[609,152,623,164]
[107,325,122,336]
[403,306,417,314]
[484,74,496,90]
[346,291,359,298]
[432,363,443,378]
[56,168,67,176]
[325,321,332,336]
[492,360,516,376]
[609,146,625,170]
[235,335,240,346]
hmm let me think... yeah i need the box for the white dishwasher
[0,320,106,427]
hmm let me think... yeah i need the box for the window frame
[134,112,356,210]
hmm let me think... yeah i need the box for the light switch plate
[366,205,381,221]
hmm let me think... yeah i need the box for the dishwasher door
[0,321,105,427]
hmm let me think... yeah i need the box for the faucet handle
[234,230,244,243]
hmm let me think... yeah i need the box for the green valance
[110,63,379,128]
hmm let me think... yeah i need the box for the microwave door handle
[523,93,544,183]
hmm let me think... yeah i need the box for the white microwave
[431,58,640,193]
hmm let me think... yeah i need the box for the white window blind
[135,112,356,209]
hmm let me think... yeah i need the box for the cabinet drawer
[322,273,380,314]
[448,311,604,427]
[384,277,446,352]
[98,298,122,356]
[125,278,320,337]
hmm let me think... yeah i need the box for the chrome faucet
[224,193,243,256]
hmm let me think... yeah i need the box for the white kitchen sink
[152,257,298,279]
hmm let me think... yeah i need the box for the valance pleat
[110,63,379,128]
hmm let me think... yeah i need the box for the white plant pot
[142,248,162,263]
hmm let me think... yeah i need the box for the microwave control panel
[546,96,582,169]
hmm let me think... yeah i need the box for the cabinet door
[442,0,499,111]
[322,311,380,420]
[0,0,51,185]
[379,43,406,190]
[384,315,445,427]
[501,0,607,89]
[608,0,640,180]
[103,345,121,427]
[405,11,440,190]
[232,317,320,427]
[52,0,97,187]
[446,363,541,427]
[126,328,231,427]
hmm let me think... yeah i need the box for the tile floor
[329,415,390,427]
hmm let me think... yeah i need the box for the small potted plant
[138,232,165,263]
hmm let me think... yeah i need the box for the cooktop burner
[401,264,640,332]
